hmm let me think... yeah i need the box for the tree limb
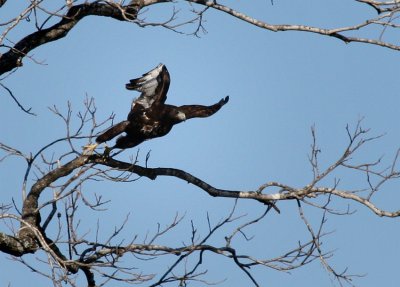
[0,232,27,256]
[0,2,141,76]
[3,0,400,79]
[188,0,400,51]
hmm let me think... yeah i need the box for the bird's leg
[103,144,112,158]
[83,143,99,155]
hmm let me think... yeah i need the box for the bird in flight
[85,64,229,154]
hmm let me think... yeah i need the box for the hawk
[86,64,229,153]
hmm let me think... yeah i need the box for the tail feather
[96,121,130,144]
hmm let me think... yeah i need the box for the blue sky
[1,1,400,286]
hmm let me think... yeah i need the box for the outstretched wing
[177,96,229,120]
[96,121,130,144]
[126,64,170,109]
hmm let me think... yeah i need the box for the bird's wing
[96,121,130,144]
[178,96,229,120]
[126,64,170,109]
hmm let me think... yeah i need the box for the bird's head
[169,110,186,123]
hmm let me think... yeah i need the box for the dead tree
[0,98,399,286]
[1,1,400,286]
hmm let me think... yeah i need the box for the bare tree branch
[189,0,400,51]
[0,1,141,76]
[3,0,400,80]
[0,82,35,115]
[1,103,398,286]
[2,1,400,284]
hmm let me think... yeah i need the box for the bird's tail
[96,121,130,144]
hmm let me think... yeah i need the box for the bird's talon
[83,143,99,155]
[103,146,111,158]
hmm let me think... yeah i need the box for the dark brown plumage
[95,64,229,150]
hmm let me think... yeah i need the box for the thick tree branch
[22,155,88,227]
[83,153,399,218]
[0,2,141,76]
[20,151,398,233]
[0,232,26,256]
[3,0,400,80]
